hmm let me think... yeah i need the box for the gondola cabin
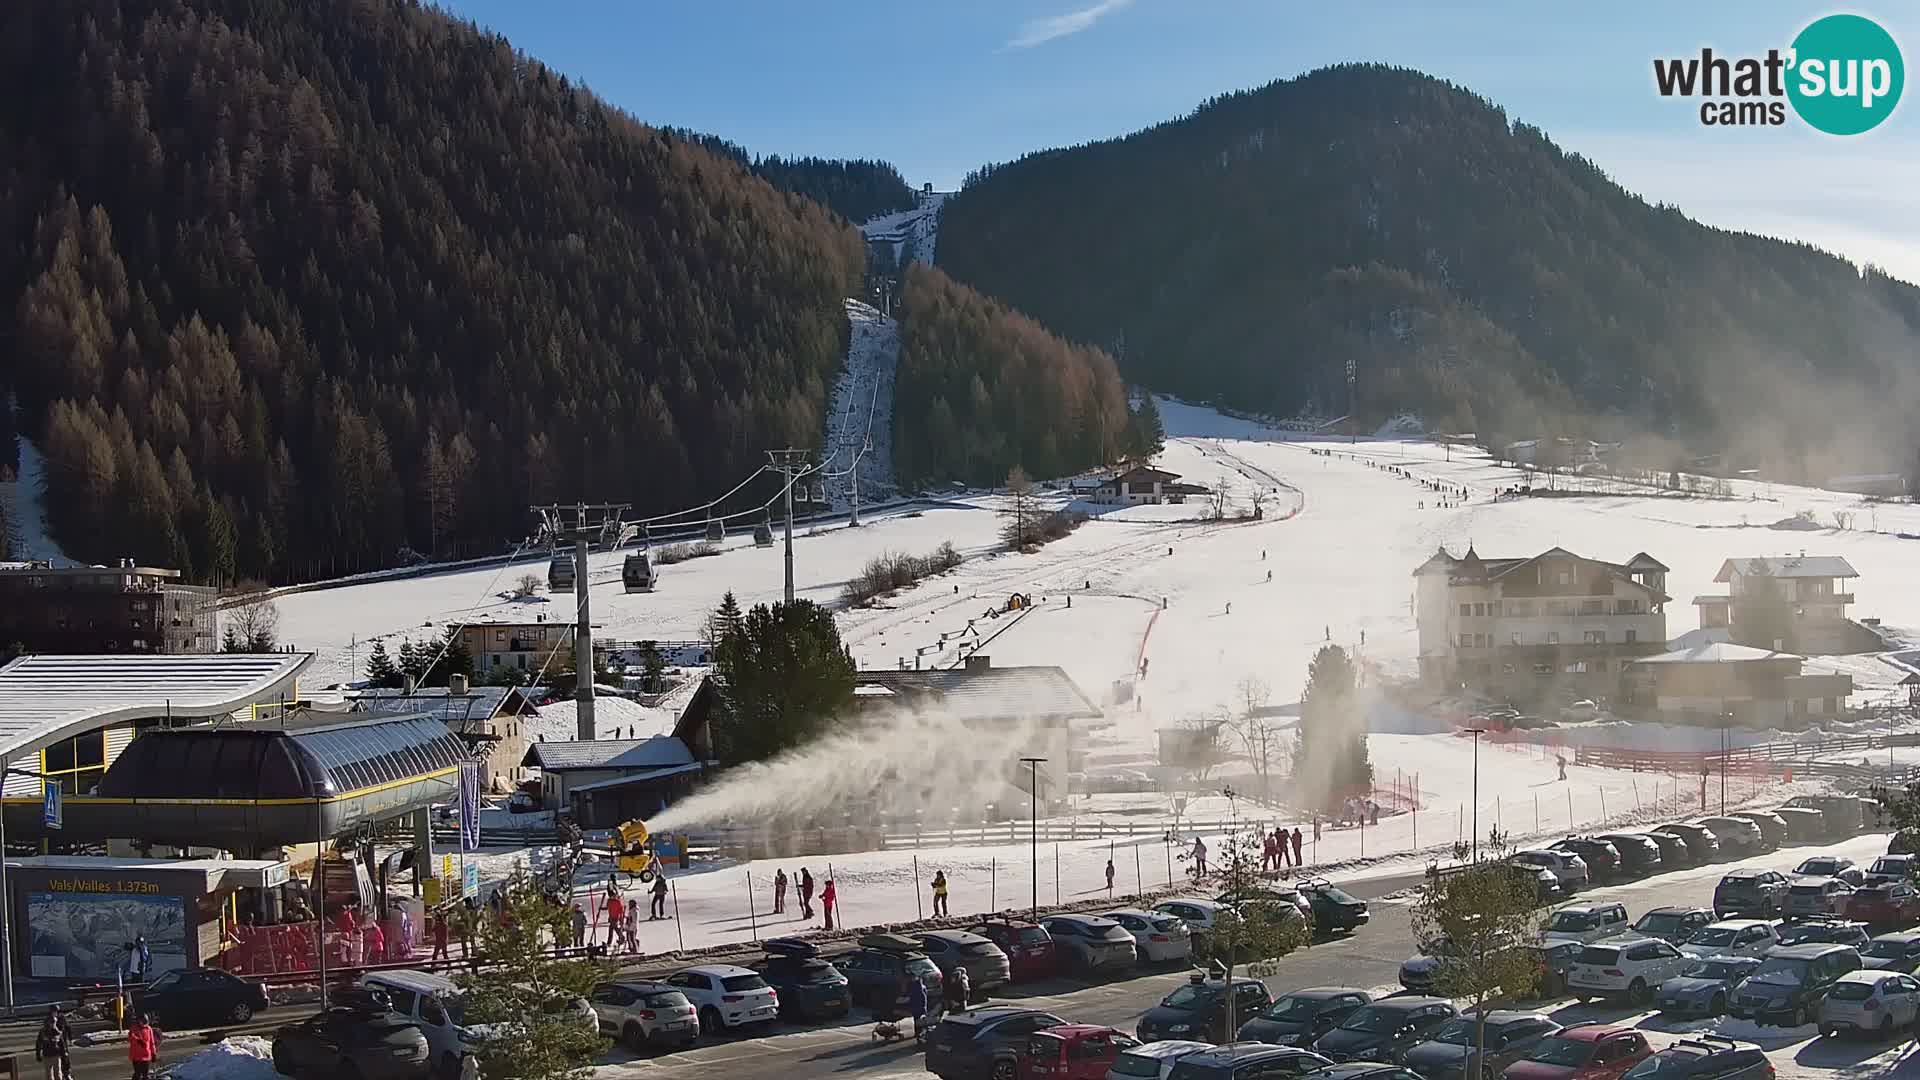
[622,551,656,592]
[705,519,724,543]
[753,520,775,547]
[547,554,575,591]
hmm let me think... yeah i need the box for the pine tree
[636,640,666,693]
[706,591,745,645]
[712,599,856,764]
[1295,645,1372,811]
[427,624,475,686]
[1127,393,1166,457]
[364,640,401,688]
[397,639,426,683]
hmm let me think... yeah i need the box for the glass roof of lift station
[97,713,467,800]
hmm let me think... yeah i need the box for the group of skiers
[1261,827,1307,871]
[37,1004,159,1080]
[770,867,839,928]
[558,875,674,953]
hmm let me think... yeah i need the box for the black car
[1594,834,1663,878]
[1728,811,1788,851]
[924,1007,1069,1080]
[1528,941,1583,1000]
[1300,1065,1427,1080]
[1641,830,1696,870]
[1656,823,1721,863]
[1630,907,1715,945]
[1311,998,1457,1063]
[1776,918,1870,949]
[1138,973,1274,1043]
[833,935,943,1011]
[1621,1036,1768,1080]
[750,942,852,1020]
[1862,931,1920,973]
[1729,944,1863,1026]
[271,989,431,1080]
[1550,838,1620,883]
[1237,988,1372,1047]
[1169,1046,1334,1080]
[1399,1012,1560,1080]
[1297,879,1371,934]
[134,966,271,1027]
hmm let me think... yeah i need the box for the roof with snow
[1412,545,1670,599]
[344,685,537,723]
[1632,642,1805,665]
[520,735,695,772]
[854,664,1101,723]
[0,652,313,766]
[1715,557,1859,582]
[566,762,705,793]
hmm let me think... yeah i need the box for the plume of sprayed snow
[649,705,1060,832]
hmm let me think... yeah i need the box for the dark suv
[1656,823,1721,863]
[1595,834,1663,878]
[925,1007,1069,1080]
[1550,838,1621,883]
[1730,944,1863,1026]
[1622,1036,1768,1080]
[1714,869,1790,917]
[1137,973,1273,1043]
[1169,1046,1334,1080]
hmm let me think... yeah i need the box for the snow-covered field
[1,431,67,562]
[820,299,900,507]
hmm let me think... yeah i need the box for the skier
[650,874,670,920]
[605,892,625,950]
[1267,570,1272,582]
[1225,602,1231,615]
[1556,754,1567,781]
[774,868,788,914]
[821,878,838,930]
[799,867,815,919]
[931,870,949,917]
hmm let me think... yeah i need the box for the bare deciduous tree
[513,572,542,598]
[223,592,281,652]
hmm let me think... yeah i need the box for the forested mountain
[664,129,917,225]
[893,262,1130,486]
[0,0,863,583]
[939,64,1920,475]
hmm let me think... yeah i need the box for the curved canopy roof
[0,653,312,763]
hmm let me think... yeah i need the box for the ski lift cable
[397,537,536,704]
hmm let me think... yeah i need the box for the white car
[1104,908,1193,964]
[1106,1039,1213,1080]
[1820,970,1920,1039]
[1567,938,1690,1003]
[1680,920,1780,960]
[1511,849,1589,892]
[1155,898,1226,936]
[1542,903,1631,944]
[664,965,779,1032]
[588,980,699,1052]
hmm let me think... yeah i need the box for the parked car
[1866,854,1919,885]
[1041,915,1139,973]
[1861,931,1920,972]
[662,964,779,1033]
[1680,920,1779,960]
[1102,909,1193,965]
[1237,989,1372,1047]
[1620,1037,1768,1080]
[1542,903,1631,944]
[1843,880,1920,929]
[1728,811,1789,851]
[834,935,943,1012]
[1311,997,1457,1063]
[1656,957,1761,1018]
[1794,856,1865,886]
[1498,1024,1651,1080]
[1399,1012,1560,1080]
[364,970,591,1079]
[1155,899,1228,948]
[1819,970,1920,1040]
[270,988,431,1080]
[1296,878,1372,934]
[1594,834,1663,878]
[587,980,700,1052]
[1771,807,1828,845]
[1509,850,1589,893]
[919,930,1014,992]
[134,966,270,1028]
[1137,972,1273,1044]
[1168,1047,1335,1080]
[1217,886,1313,925]
[1024,1025,1141,1080]
[1301,1067,1425,1080]
[1713,870,1790,918]
[1695,817,1764,858]
[1729,943,1864,1026]
[925,1007,1070,1080]
[749,940,852,1021]
[1528,942,1584,1000]
[1784,877,1856,919]
[1107,1040,1212,1080]
[1783,795,1865,836]
[1550,838,1621,883]
[1569,938,1690,1004]
[969,919,1060,983]
[1639,831,1696,870]
[1654,823,1720,863]
[1629,907,1713,945]
[1776,917,1870,949]
[1889,829,1920,856]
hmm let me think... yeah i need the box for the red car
[969,919,1059,982]
[1846,881,1920,928]
[1022,1026,1139,1080]
[1500,1024,1650,1080]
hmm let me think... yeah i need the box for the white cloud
[1007,0,1134,50]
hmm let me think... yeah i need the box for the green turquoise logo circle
[1787,14,1904,135]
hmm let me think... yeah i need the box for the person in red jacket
[127,1012,160,1080]
[820,879,838,931]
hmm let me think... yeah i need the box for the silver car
[588,981,698,1051]
[1041,914,1138,971]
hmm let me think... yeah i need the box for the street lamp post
[1721,711,1731,816]
[1020,758,1046,921]
[1464,728,1486,861]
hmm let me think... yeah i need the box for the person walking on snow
[931,871,949,917]
[821,878,838,930]
[1105,859,1115,892]
[431,911,450,962]
[626,894,641,945]
[605,892,626,950]
[1262,832,1275,873]
[1277,829,1291,870]
[126,1013,159,1080]
[570,903,587,948]
[1190,836,1209,876]
[36,1005,71,1080]
[799,868,815,919]
[650,874,670,919]
[774,868,788,914]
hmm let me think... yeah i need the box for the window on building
[1459,603,1472,617]
[1458,634,1474,648]
[496,629,507,643]
[42,733,108,796]
[1476,634,1490,648]
[1557,570,1573,586]
[1532,663,1553,675]
[1502,664,1516,674]
[1476,603,1489,617]
[1511,633,1522,645]
[1564,661,1588,674]
[1584,630,1605,644]
[1579,600,1603,616]
[1547,632,1560,645]
[1625,629,1638,643]
[1825,698,1838,713]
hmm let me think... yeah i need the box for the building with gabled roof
[1089,465,1210,506]
[1413,546,1669,702]
[1694,555,1873,654]
[520,735,703,824]
[1627,642,1852,726]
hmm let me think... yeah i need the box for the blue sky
[437,1,1920,281]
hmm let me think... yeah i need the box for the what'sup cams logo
[1654,13,1904,134]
